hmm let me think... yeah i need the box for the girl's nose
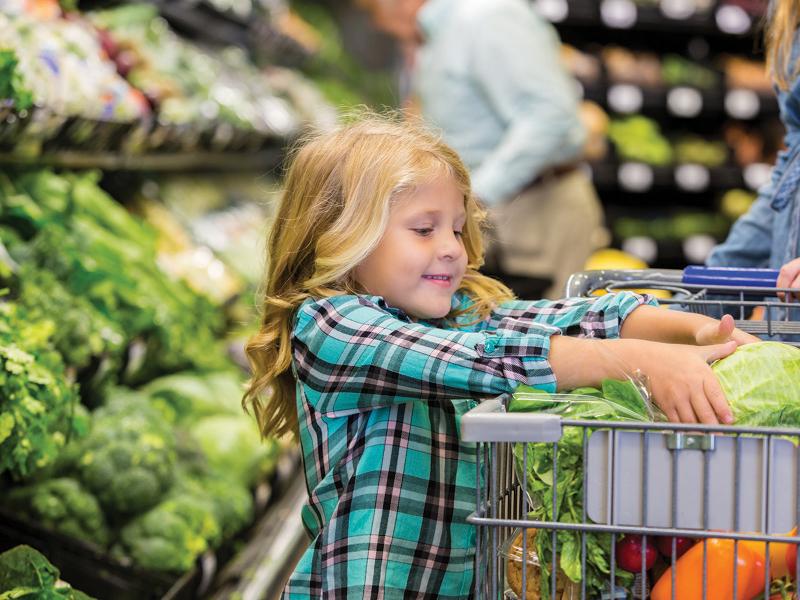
[439,231,465,261]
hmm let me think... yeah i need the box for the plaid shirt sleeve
[487,291,657,339]
[292,295,563,415]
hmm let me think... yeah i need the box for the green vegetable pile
[608,116,673,166]
[0,169,227,386]
[0,545,94,600]
[0,168,281,576]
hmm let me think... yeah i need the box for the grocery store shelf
[0,148,285,172]
[582,81,778,121]
[589,160,769,195]
[536,0,761,38]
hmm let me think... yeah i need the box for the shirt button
[484,340,497,353]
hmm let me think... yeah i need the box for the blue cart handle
[683,266,780,288]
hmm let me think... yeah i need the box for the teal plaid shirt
[283,291,654,599]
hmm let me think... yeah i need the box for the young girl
[244,116,757,599]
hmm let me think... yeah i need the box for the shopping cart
[462,267,800,600]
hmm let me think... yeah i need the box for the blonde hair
[243,114,513,440]
[767,0,800,90]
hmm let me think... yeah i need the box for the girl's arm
[549,335,737,425]
[618,305,759,346]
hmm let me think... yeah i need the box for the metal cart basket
[462,268,800,600]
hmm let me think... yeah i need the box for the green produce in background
[112,497,210,573]
[290,1,397,110]
[143,371,245,424]
[191,414,281,488]
[4,478,110,547]
[64,397,177,518]
[0,49,33,110]
[0,301,79,480]
[0,545,95,600]
[662,54,719,90]
[674,135,728,167]
[721,188,756,220]
[0,169,229,386]
[608,116,673,166]
[614,212,730,242]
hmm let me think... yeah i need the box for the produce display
[0,167,283,579]
[0,0,334,157]
[507,342,800,598]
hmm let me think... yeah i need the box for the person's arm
[619,305,759,346]
[467,5,585,205]
[549,335,737,424]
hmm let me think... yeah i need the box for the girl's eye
[413,228,433,236]
[454,230,464,238]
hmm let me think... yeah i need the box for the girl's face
[353,175,468,320]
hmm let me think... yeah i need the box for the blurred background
[0,1,778,598]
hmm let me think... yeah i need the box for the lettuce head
[712,342,800,426]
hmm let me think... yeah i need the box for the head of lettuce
[713,342,800,426]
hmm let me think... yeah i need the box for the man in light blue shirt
[363,0,604,298]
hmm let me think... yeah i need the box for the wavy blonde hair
[767,0,800,90]
[243,115,513,440]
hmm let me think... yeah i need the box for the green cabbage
[712,342,800,427]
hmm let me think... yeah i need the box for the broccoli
[72,426,175,518]
[5,478,110,547]
[62,400,176,518]
[173,473,254,541]
[113,497,216,573]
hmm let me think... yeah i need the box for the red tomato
[616,534,658,573]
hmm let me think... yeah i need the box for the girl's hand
[641,340,738,425]
[777,257,800,300]
[694,314,760,347]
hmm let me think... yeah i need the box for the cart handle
[460,398,562,443]
[682,266,780,287]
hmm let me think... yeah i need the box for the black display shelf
[537,0,763,38]
[581,80,778,121]
[589,159,765,196]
